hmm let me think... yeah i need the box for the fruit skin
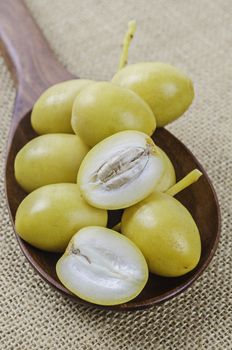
[155,146,176,192]
[112,62,194,127]
[71,81,156,147]
[15,184,107,252]
[56,226,148,306]
[14,134,89,192]
[121,191,201,277]
[77,130,165,210]
[31,79,93,134]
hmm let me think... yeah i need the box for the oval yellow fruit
[15,184,108,252]
[14,134,89,192]
[112,62,194,127]
[121,191,201,277]
[31,79,93,134]
[71,81,156,147]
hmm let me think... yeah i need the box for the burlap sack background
[0,0,231,349]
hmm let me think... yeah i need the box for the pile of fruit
[14,22,201,306]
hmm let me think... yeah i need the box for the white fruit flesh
[56,227,148,305]
[77,131,164,209]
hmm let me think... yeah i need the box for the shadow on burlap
[0,1,231,349]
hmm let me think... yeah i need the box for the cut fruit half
[77,130,165,209]
[56,226,148,306]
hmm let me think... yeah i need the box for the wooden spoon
[0,0,221,311]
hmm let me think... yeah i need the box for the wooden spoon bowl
[1,0,220,311]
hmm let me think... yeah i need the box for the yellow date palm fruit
[56,226,148,306]
[112,62,194,127]
[31,79,93,134]
[14,134,89,192]
[121,170,202,277]
[15,184,107,252]
[77,131,165,210]
[71,81,156,147]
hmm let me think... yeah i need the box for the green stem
[118,20,136,70]
[165,169,202,197]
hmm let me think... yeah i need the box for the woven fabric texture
[0,0,231,349]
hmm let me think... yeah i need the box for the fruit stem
[165,169,202,197]
[118,20,136,70]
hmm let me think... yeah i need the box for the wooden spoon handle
[0,0,74,123]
